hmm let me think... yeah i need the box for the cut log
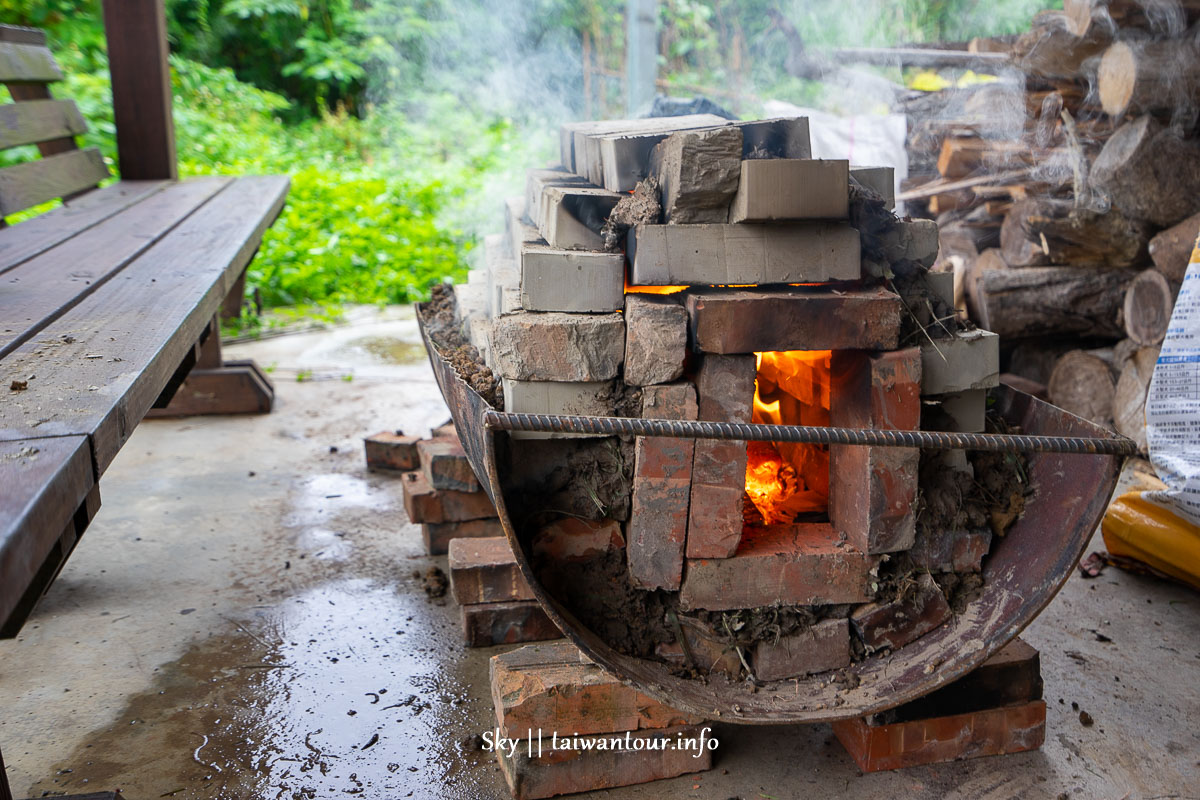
[1149,210,1200,282]
[973,265,1134,339]
[1097,39,1200,118]
[1090,115,1200,228]
[1123,268,1176,346]
[1066,0,1200,37]
[1008,340,1089,385]
[1113,346,1160,452]
[937,137,1054,179]
[999,197,1151,268]
[963,247,1009,326]
[1011,11,1112,79]
[1048,350,1117,426]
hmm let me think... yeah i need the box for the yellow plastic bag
[1102,491,1200,590]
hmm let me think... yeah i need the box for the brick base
[833,638,1046,772]
[461,600,560,647]
[496,723,714,800]
[833,699,1046,773]
[364,430,420,471]
[422,518,503,555]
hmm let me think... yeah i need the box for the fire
[624,280,686,295]
[745,350,832,525]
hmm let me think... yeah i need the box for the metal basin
[418,307,1123,723]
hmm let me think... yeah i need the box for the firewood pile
[901,0,1200,451]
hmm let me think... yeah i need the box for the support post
[626,0,658,116]
[101,0,177,180]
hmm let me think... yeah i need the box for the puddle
[342,336,427,366]
[31,579,498,799]
[282,473,395,528]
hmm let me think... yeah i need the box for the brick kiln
[418,114,1128,722]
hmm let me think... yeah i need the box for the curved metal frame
[419,307,1124,723]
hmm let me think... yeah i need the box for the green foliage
[251,166,465,307]
[3,0,1061,331]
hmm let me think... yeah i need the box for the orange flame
[624,280,687,295]
[746,350,832,525]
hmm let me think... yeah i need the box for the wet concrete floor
[2,305,1198,799]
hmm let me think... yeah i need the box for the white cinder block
[921,329,1000,395]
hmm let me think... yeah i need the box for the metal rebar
[482,411,1139,456]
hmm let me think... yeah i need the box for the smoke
[356,0,1070,250]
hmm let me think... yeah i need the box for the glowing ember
[746,350,831,525]
[624,282,687,295]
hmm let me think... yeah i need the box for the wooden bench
[0,4,288,663]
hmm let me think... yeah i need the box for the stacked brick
[833,638,1046,771]
[449,114,1004,686]
[366,424,561,647]
[448,536,560,647]
[489,641,713,799]
[366,422,503,555]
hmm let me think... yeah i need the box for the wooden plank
[0,435,94,633]
[0,180,168,274]
[0,176,232,358]
[0,98,87,149]
[0,41,62,83]
[101,0,177,180]
[7,83,79,159]
[0,175,290,472]
[0,147,109,216]
[0,25,47,46]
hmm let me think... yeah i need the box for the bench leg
[147,315,274,417]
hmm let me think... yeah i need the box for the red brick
[911,530,992,573]
[753,618,850,681]
[401,470,495,524]
[532,518,624,563]
[461,600,561,647]
[694,354,756,421]
[953,531,992,571]
[679,523,879,611]
[832,699,1046,772]
[830,348,922,431]
[422,517,503,555]
[850,573,952,653]
[495,723,714,800]
[829,445,918,554]
[641,381,698,420]
[490,641,702,738]
[829,348,921,555]
[364,431,420,471]
[418,437,480,492]
[685,285,902,354]
[685,482,745,559]
[884,639,1042,722]
[688,355,755,558]
[448,536,535,605]
[629,474,690,591]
